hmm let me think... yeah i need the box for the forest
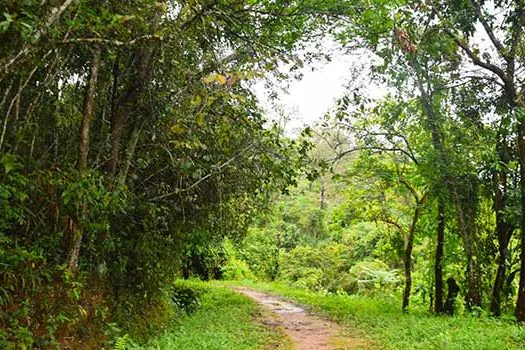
[2,0,525,349]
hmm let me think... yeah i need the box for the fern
[114,334,130,350]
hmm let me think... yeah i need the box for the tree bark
[491,244,508,316]
[434,199,445,313]
[78,46,101,171]
[402,201,423,311]
[516,117,525,321]
[118,120,145,184]
[67,221,82,271]
[453,184,482,308]
[66,48,101,272]
[413,64,450,314]
[490,168,513,316]
[108,48,153,176]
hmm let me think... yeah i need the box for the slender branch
[61,34,162,46]
[331,145,419,165]
[398,176,421,203]
[348,128,420,165]
[0,82,13,115]
[0,56,45,152]
[467,0,506,58]
[377,212,405,236]
[150,145,253,201]
[2,0,74,73]
[34,0,75,41]
[430,2,515,99]
[445,28,509,84]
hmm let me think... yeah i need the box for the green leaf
[1,154,18,174]
[196,113,205,127]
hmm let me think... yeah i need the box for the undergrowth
[128,280,289,350]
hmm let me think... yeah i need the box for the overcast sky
[253,43,385,136]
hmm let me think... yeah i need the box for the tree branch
[60,34,162,46]
[150,145,253,201]
[441,28,516,101]
[467,0,506,58]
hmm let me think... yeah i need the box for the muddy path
[234,287,367,350]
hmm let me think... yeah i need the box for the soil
[234,287,367,350]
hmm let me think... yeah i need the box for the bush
[279,243,354,292]
[221,258,255,280]
[172,281,206,314]
[221,240,255,280]
[349,260,401,295]
[238,227,280,280]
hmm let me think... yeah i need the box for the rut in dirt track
[234,287,368,350]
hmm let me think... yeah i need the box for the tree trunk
[78,46,101,171]
[490,170,512,316]
[491,245,508,316]
[318,175,326,210]
[66,48,101,272]
[516,118,525,321]
[108,48,153,176]
[397,177,426,312]
[413,69,449,314]
[118,120,145,184]
[402,203,422,311]
[453,185,482,309]
[67,223,82,271]
[465,255,481,308]
[444,277,460,315]
[434,199,445,313]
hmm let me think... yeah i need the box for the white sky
[253,44,386,136]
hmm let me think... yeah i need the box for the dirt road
[234,287,366,350]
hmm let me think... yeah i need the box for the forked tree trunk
[397,178,426,312]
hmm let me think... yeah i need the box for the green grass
[139,281,289,350]
[221,280,525,350]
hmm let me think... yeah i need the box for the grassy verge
[221,280,525,350]
[138,280,289,350]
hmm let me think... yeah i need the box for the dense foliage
[0,0,334,347]
[229,0,525,324]
[4,0,525,348]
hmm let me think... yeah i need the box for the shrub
[221,258,255,281]
[221,239,255,280]
[279,243,354,292]
[349,260,401,295]
[172,281,206,314]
